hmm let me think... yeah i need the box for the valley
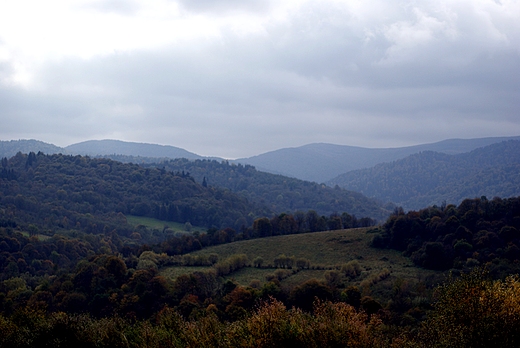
[0,137,520,347]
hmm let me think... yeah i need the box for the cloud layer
[1,0,519,158]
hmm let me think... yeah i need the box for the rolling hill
[0,139,63,158]
[3,136,519,185]
[234,136,520,183]
[0,152,264,235]
[136,158,392,221]
[0,140,392,221]
[327,140,520,210]
[64,139,209,160]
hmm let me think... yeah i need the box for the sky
[1,0,519,159]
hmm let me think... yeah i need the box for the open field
[161,228,444,298]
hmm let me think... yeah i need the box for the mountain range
[234,136,520,183]
[2,136,520,183]
[2,136,520,213]
[327,140,520,210]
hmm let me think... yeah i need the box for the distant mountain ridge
[327,140,520,210]
[2,136,520,185]
[136,158,392,221]
[0,139,219,162]
[64,139,211,160]
[0,139,63,158]
[234,136,520,183]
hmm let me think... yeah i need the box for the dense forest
[0,152,266,234]
[328,140,520,210]
[372,196,520,276]
[2,150,520,346]
[101,155,392,220]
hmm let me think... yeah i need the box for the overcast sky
[1,0,519,158]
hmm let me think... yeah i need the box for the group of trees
[134,157,391,220]
[2,268,520,347]
[373,196,520,275]
[4,150,520,345]
[251,211,375,238]
[0,152,265,234]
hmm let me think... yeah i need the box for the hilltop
[327,140,520,210]
[2,136,519,185]
[234,136,520,183]
[0,140,392,220]
[0,152,264,235]
[136,158,391,220]
[64,139,212,160]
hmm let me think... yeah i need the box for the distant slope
[327,140,520,210]
[65,139,209,160]
[0,152,264,233]
[234,136,520,183]
[188,228,441,289]
[134,158,392,221]
[0,139,64,158]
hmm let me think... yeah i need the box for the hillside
[0,152,265,234]
[328,140,520,210]
[235,136,520,183]
[0,140,393,221]
[0,139,63,158]
[136,158,392,221]
[372,196,520,277]
[3,136,520,185]
[183,228,441,292]
[64,139,209,160]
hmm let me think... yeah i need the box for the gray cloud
[82,0,141,16]
[177,0,272,14]
[1,0,519,157]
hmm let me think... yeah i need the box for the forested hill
[327,140,520,210]
[0,139,63,158]
[372,196,520,277]
[235,136,520,183]
[103,156,392,221]
[0,152,268,233]
[64,139,210,160]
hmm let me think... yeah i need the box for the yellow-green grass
[126,215,204,232]
[192,228,401,268]
[160,228,444,295]
[221,267,274,287]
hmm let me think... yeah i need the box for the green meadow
[161,228,443,298]
[126,215,204,232]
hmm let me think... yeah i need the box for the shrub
[341,260,362,278]
[418,269,520,347]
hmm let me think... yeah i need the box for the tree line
[372,196,520,276]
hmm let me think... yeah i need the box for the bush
[418,269,520,347]
[341,260,362,278]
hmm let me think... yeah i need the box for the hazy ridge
[328,140,520,210]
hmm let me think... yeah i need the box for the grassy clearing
[223,267,274,287]
[281,269,327,288]
[126,215,204,232]
[160,228,444,297]
[201,228,444,292]
[192,228,399,267]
